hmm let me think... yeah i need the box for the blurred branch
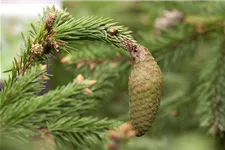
[196,38,225,136]
[140,18,224,68]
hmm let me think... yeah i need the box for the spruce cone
[123,40,163,136]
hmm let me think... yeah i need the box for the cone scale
[123,40,163,137]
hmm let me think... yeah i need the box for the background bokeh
[1,1,225,150]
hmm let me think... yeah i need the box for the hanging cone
[123,40,163,136]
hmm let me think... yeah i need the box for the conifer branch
[196,39,225,136]
[1,69,119,149]
[0,6,135,149]
[0,65,47,107]
[3,6,134,92]
[0,79,84,130]
[48,117,118,149]
[211,39,225,135]
[60,43,131,73]
[143,1,225,17]
[140,18,224,68]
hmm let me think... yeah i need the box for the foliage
[0,6,132,150]
[1,1,225,150]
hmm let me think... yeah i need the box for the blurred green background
[2,1,225,150]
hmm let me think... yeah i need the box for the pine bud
[89,62,96,70]
[76,74,84,84]
[45,11,58,32]
[83,88,93,95]
[123,40,163,136]
[31,43,44,56]
[31,127,56,150]
[155,9,184,32]
[126,130,136,139]
[155,17,174,31]
[107,27,119,36]
[196,23,205,33]
[163,10,184,22]
[170,110,179,117]
[108,130,122,142]
[76,62,85,69]
[107,142,119,150]
[119,122,132,134]
[40,64,47,70]
[61,56,71,64]
[88,80,97,87]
